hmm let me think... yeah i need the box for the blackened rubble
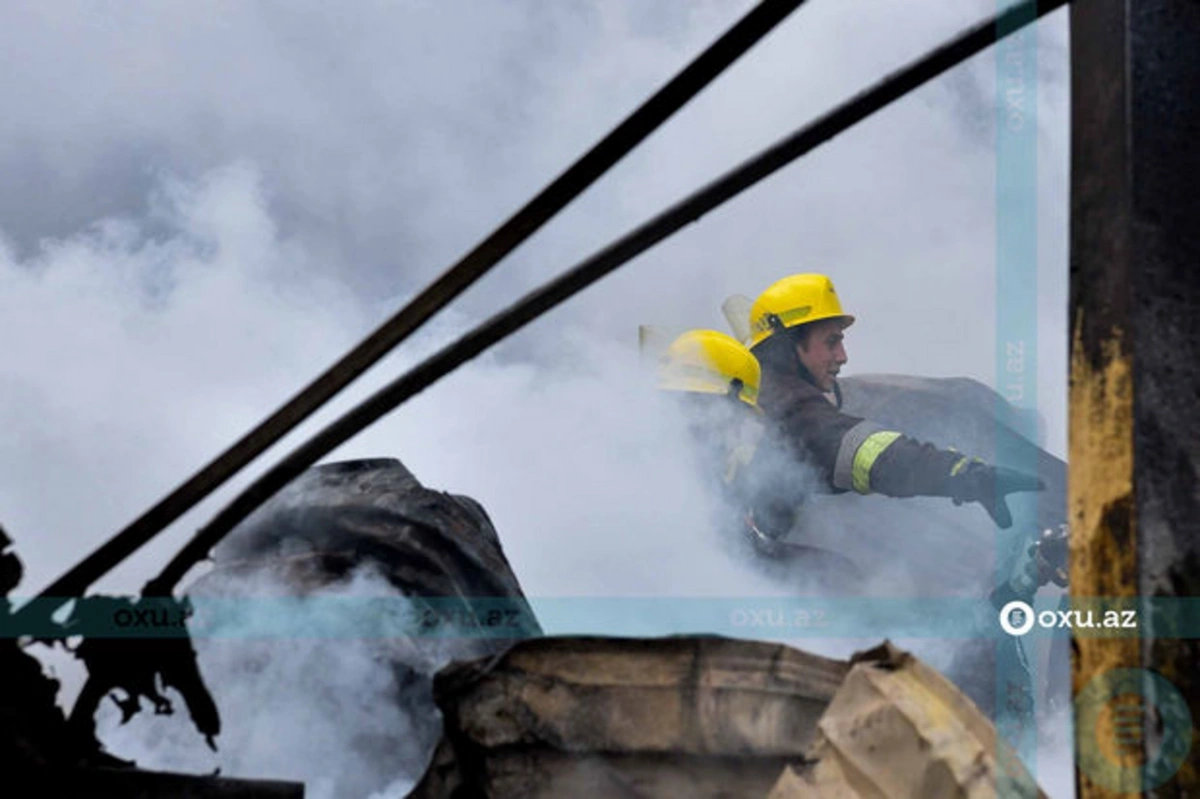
[2,526,303,796]
[172,458,542,797]
[198,458,541,639]
[0,525,122,772]
[65,594,220,751]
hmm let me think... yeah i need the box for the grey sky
[1,1,1072,793]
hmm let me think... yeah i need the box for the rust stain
[1070,316,1144,798]
[1069,316,1137,601]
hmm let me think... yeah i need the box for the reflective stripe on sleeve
[850,431,903,493]
[950,455,981,476]
[832,420,886,490]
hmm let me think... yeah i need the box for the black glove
[1032,524,1069,587]
[948,460,1044,529]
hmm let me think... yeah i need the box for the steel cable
[20,0,810,622]
[147,0,1068,595]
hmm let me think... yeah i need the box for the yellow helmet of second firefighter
[747,273,855,349]
[657,329,760,407]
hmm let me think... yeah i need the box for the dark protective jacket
[672,395,801,539]
[671,395,866,586]
[757,369,965,498]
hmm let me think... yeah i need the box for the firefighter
[745,273,1043,528]
[656,328,763,494]
[656,330,815,551]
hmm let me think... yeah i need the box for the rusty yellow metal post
[1070,0,1200,795]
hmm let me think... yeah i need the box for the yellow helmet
[747,273,855,349]
[657,330,760,407]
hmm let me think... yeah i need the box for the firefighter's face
[796,320,848,391]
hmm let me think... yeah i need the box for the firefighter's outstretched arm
[830,420,1044,529]
[944,458,1044,529]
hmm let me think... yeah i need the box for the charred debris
[6,0,1196,796]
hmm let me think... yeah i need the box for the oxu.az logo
[1076,667,1193,792]
[997,600,1137,636]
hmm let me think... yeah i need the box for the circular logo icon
[1075,668,1193,792]
[999,600,1035,636]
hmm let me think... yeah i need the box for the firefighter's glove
[948,459,1044,529]
[1033,525,1069,587]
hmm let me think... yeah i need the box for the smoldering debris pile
[6,407,1066,798]
[143,458,544,797]
[196,458,540,613]
[407,636,1048,799]
[0,528,305,797]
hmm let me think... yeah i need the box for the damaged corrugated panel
[408,638,1050,798]
[408,635,849,799]
[779,643,1046,799]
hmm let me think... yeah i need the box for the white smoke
[94,566,467,797]
[1,1,1073,796]
[2,164,800,796]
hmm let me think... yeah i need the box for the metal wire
[22,0,810,619]
[147,0,1069,595]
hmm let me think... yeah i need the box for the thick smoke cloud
[1,1,1071,796]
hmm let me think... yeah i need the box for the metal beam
[1070,0,1200,794]
[23,0,810,617]
[144,0,1070,596]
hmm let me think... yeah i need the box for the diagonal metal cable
[22,0,809,617]
[145,0,1069,596]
